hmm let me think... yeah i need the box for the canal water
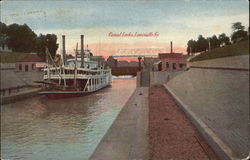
[1,78,136,160]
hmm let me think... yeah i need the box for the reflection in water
[1,78,136,160]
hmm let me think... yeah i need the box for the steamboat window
[32,64,35,70]
[179,64,183,68]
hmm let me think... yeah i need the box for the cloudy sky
[1,0,249,57]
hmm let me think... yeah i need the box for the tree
[232,22,245,32]
[187,39,196,55]
[218,33,230,46]
[0,22,7,49]
[36,34,47,59]
[6,23,37,52]
[0,22,59,57]
[0,22,7,35]
[231,30,248,43]
[36,34,59,60]
[45,34,59,59]
[231,22,247,43]
[209,35,220,49]
[197,35,208,52]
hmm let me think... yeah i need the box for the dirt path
[149,85,219,160]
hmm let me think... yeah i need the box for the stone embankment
[165,55,249,159]
[0,65,43,104]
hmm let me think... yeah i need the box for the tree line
[187,22,249,55]
[0,22,58,60]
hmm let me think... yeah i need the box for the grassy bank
[190,39,249,62]
[0,52,28,63]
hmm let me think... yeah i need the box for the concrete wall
[0,63,15,69]
[136,70,185,87]
[0,69,43,89]
[188,55,249,69]
[150,71,184,86]
[166,55,249,158]
[140,71,150,87]
[136,72,141,87]
[15,71,43,85]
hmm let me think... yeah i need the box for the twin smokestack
[170,41,173,54]
[62,35,85,67]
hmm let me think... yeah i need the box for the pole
[60,36,66,87]
[74,43,78,89]
[209,39,211,52]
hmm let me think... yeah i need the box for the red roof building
[156,53,187,71]
[17,54,44,62]
[16,54,45,72]
[159,53,184,59]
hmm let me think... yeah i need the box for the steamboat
[38,35,112,98]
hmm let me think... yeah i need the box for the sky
[1,0,249,58]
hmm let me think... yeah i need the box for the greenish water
[1,78,136,160]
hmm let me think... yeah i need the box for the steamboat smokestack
[81,35,84,67]
[170,41,173,54]
[62,35,66,65]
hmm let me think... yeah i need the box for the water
[1,78,136,160]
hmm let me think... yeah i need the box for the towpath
[89,87,149,160]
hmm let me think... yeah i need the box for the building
[157,53,187,71]
[116,61,130,67]
[15,54,46,72]
[90,56,105,66]
[129,61,138,67]
[152,41,187,71]
[107,56,117,67]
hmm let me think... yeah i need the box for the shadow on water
[1,78,136,160]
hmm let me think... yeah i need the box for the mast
[74,43,78,89]
[46,47,50,81]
